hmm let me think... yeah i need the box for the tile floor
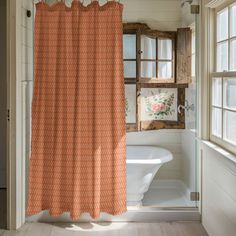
[0,222,208,236]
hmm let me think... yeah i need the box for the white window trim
[208,0,236,155]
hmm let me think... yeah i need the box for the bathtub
[126,145,173,206]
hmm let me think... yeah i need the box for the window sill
[200,140,236,165]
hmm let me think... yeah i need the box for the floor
[143,187,194,207]
[0,222,208,236]
[0,189,7,229]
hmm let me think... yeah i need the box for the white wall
[0,0,7,188]
[201,142,236,236]
[122,0,182,30]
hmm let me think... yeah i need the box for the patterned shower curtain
[27,0,126,220]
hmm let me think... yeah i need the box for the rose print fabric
[27,0,126,220]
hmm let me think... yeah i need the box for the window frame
[123,23,187,132]
[210,1,236,154]
[139,30,176,83]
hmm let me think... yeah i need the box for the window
[140,35,174,81]
[123,23,191,132]
[210,2,236,152]
[123,34,137,81]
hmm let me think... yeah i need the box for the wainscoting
[201,142,236,236]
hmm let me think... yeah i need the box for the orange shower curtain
[27,0,126,220]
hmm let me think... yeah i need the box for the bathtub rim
[126,145,173,164]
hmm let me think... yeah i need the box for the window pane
[212,107,222,137]
[223,78,236,109]
[123,34,136,59]
[217,41,228,72]
[230,4,236,37]
[217,8,228,42]
[158,39,172,60]
[124,61,136,78]
[158,62,172,78]
[212,78,222,106]
[141,35,156,60]
[141,61,156,78]
[230,39,236,71]
[224,110,236,144]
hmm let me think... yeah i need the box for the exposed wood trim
[138,82,188,88]
[123,23,150,32]
[176,28,192,84]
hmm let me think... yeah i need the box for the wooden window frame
[123,23,187,132]
[139,30,176,84]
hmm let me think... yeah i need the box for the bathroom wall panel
[201,142,236,236]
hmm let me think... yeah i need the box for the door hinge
[7,109,10,121]
[190,192,200,201]
[191,5,200,14]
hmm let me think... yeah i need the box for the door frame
[7,0,25,230]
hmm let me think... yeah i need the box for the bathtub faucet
[177,100,194,114]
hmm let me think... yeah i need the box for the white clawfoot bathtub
[126,145,173,206]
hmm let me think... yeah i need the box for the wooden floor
[0,222,208,236]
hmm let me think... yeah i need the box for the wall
[201,142,236,236]
[122,0,181,30]
[0,0,7,188]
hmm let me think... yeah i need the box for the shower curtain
[27,0,126,220]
